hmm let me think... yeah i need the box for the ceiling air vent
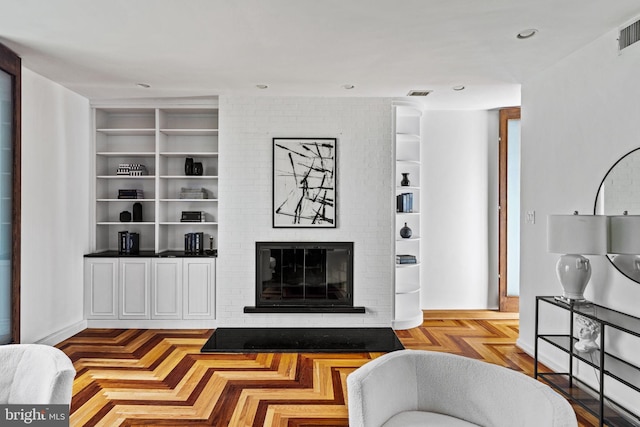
[619,18,640,52]
[406,90,432,97]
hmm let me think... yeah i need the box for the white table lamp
[547,213,608,302]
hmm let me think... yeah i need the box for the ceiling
[1,0,639,109]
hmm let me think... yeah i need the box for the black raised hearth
[201,327,403,352]
[244,242,365,314]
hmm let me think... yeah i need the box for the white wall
[218,96,394,327]
[21,68,90,343]
[421,110,499,309]
[520,30,640,412]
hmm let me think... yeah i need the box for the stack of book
[118,189,144,199]
[179,187,209,199]
[396,254,417,264]
[184,232,204,254]
[116,163,149,176]
[118,231,140,255]
[396,192,413,213]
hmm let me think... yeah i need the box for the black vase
[132,202,143,222]
[400,222,412,238]
[400,173,410,186]
[185,158,194,175]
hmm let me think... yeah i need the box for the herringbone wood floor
[57,312,601,426]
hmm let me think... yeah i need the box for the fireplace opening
[244,242,365,313]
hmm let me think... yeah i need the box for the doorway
[0,42,21,344]
[498,107,520,312]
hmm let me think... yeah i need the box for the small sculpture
[574,315,600,353]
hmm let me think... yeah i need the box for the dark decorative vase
[185,157,194,175]
[132,202,143,222]
[400,173,410,186]
[400,222,412,239]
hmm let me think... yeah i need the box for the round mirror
[595,147,640,283]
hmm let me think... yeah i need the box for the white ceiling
[1,0,640,109]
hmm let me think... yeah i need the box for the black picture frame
[272,137,337,228]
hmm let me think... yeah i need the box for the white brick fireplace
[217,96,394,327]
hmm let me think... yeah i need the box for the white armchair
[347,349,577,427]
[0,344,76,405]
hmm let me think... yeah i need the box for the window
[0,42,21,344]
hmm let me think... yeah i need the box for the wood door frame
[0,43,21,343]
[498,107,520,312]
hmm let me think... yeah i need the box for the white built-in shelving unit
[393,101,423,330]
[92,103,219,254]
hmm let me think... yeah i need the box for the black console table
[534,296,640,426]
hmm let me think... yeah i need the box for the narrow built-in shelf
[396,159,421,165]
[396,288,420,295]
[97,222,155,226]
[159,175,218,179]
[97,199,155,202]
[159,199,218,202]
[159,129,219,136]
[393,101,423,331]
[96,128,155,135]
[159,222,218,225]
[396,263,420,268]
[97,175,155,179]
[396,282,421,293]
[97,151,155,157]
[159,151,219,157]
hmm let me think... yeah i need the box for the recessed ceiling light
[452,85,465,91]
[136,83,151,88]
[343,84,355,90]
[256,84,268,89]
[517,29,538,39]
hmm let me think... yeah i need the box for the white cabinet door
[183,259,215,319]
[119,258,151,319]
[151,259,182,319]
[84,258,118,319]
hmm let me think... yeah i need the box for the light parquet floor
[57,313,600,427]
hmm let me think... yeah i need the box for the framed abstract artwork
[272,137,337,228]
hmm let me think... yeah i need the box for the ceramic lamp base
[556,254,591,301]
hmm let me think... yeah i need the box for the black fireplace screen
[256,242,354,307]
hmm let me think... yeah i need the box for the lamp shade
[547,214,608,255]
[609,215,640,254]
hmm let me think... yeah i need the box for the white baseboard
[516,337,567,374]
[35,320,88,346]
[86,319,217,329]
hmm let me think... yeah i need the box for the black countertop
[85,250,217,258]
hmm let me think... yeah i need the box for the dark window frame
[0,42,21,343]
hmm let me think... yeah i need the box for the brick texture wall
[217,96,394,326]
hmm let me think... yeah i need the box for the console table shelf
[534,296,640,427]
